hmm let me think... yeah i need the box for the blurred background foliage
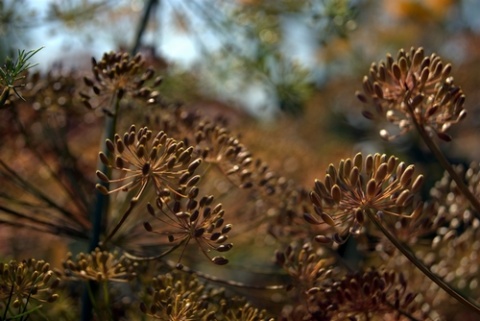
[1,0,479,118]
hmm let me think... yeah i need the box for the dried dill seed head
[375,201,439,256]
[220,301,273,321]
[275,242,336,292]
[140,272,216,321]
[96,125,201,201]
[141,272,272,321]
[80,51,163,110]
[193,120,255,187]
[194,119,308,235]
[356,47,466,141]
[0,259,60,310]
[311,268,427,320]
[422,163,480,294]
[305,153,424,244]
[145,193,232,265]
[430,162,480,226]
[63,248,136,282]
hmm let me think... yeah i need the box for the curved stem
[406,100,480,220]
[366,210,480,314]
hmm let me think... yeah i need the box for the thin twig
[406,98,480,220]
[366,209,480,315]
[166,259,286,290]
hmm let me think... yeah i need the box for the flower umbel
[63,248,136,282]
[140,272,215,320]
[356,47,466,141]
[275,242,335,292]
[305,153,424,244]
[0,259,60,314]
[312,268,427,320]
[80,51,162,110]
[97,125,203,243]
[96,125,201,201]
[143,194,232,265]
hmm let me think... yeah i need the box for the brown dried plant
[0,259,61,318]
[63,247,137,283]
[95,125,202,243]
[356,47,466,141]
[80,51,163,111]
[2,44,480,321]
[305,152,423,244]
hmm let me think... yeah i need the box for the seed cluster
[275,242,335,292]
[80,51,162,110]
[140,272,272,321]
[63,248,136,282]
[140,272,212,320]
[305,153,424,244]
[193,119,309,239]
[357,47,466,141]
[426,163,480,295]
[0,259,60,311]
[96,125,201,201]
[312,269,425,320]
[145,194,232,265]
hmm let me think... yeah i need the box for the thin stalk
[131,0,159,55]
[365,209,480,314]
[166,260,285,290]
[82,94,121,321]
[102,281,113,320]
[406,100,480,220]
[89,94,121,250]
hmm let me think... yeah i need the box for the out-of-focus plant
[0,47,42,108]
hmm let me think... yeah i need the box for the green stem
[102,281,113,320]
[406,99,480,220]
[365,210,480,314]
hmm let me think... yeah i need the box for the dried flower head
[96,125,201,201]
[220,301,273,321]
[80,51,163,110]
[140,271,272,321]
[140,272,216,320]
[275,242,335,292]
[356,47,466,141]
[425,163,480,296]
[194,119,309,238]
[143,193,232,265]
[305,153,424,244]
[0,259,60,313]
[63,248,136,282]
[311,268,427,320]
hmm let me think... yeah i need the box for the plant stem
[131,0,159,55]
[365,209,480,314]
[406,100,480,220]
[82,95,121,321]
